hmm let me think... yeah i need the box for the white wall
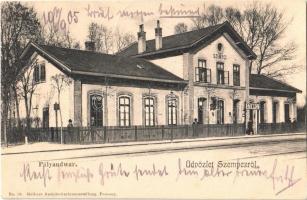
[190,34,248,124]
[193,34,247,86]
[250,95,297,123]
[193,87,246,124]
[18,54,74,127]
[149,55,184,79]
[82,84,183,126]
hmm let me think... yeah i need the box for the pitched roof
[117,21,256,59]
[250,74,302,93]
[21,42,186,84]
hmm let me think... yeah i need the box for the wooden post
[104,126,107,143]
[185,125,188,137]
[162,125,164,140]
[134,126,138,141]
[77,127,80,143]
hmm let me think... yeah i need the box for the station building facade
[18,21,301,128]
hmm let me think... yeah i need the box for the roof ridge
[143,22,224,43]
[39,43,119,57]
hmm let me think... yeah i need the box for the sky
[27,0,306,106]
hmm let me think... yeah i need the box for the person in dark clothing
[192,118,198,124]
[67,119,73,128]
[246,120,254,135]
[66,119,73,143]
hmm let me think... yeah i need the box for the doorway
[198,98,206,124]
[42,107,49,128]
[284,103,290,123]
[217,99,224,124]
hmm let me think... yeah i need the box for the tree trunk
[2,101,9,146]
[13,86,21,129]
[24,95,30,138]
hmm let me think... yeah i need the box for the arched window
[119,96,131,127]
[144,97,155,126]
[167,96,177,125]
[272,101,279,123]
[90,94,103,127]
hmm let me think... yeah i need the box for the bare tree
[40,24,80,49]
[174,23,188,34]
[87,22,113,53]
[51,74,72,144]
[191,5,224,29]
[1,2,42,144]
[16,58,39,140]
[114,28,136,52]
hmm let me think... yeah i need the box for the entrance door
[42,107,49,128]
[284,104,290,123]
[90,94,103,127]
[198,98,206,124]
[217,100,224,124]
[233,100,239,124]
[272,102,278,123]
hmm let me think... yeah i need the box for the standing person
[247,120,254,135]
[66,119,73,143]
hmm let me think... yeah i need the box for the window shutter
[34,66,39,82]
[207,69,211,83]
[224,71,229,85]
[40,63,46,81]
[195,67,199,82]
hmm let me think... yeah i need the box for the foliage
[174,23,188,34]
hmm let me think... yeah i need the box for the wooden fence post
[104,126,107,143]
[134,126,138,141]
[185,125,188,138]
[161,125,165,140]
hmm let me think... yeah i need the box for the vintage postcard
[1,0,306,199]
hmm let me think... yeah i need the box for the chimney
[155,20,162,50]
[137,24,146,54]
[85,41,95,51]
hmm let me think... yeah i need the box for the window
[233,65,240,86]
[217,43,223,52]
[195,59,211,83]
[259,101,266,123]
[90,94,103,127]
[144,97,155,126]
[42,107,49,128]
[217,62,229,85]
[272,102,278,123]
[119,96,131,127]
[167,98,177,125]
[33,62,46,83]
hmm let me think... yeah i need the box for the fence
[4,122,305,144]
[257,122,305,135]
[5,123,245,144]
